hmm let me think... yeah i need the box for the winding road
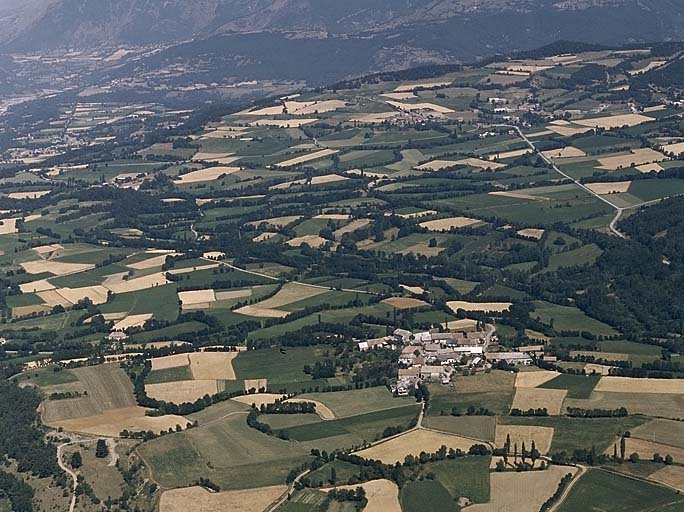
[547,464,586,512]
[56,440,81,512]
[494,124,628,239]
[55,435,120,512]
[492,124,679,240]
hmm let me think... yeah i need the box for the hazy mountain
[1,0,684,102]
[1,0,683,52]
[94,0,684,89]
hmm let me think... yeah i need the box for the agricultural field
[4,41,684,512]
[557,469,684,512]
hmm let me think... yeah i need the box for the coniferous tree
[95,439,109,459]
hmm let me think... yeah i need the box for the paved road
[493,124,684,240]
[547,464,586,512]
[493,124,628,239]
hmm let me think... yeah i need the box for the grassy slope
[558,469,684,512]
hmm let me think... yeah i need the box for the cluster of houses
[358,327,553,396]
[358,328,487,396]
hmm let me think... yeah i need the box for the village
[357,325,557,397]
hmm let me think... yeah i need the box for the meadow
[557,469,684,512]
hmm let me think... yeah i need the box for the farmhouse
[421,365,446,379]
[394,381,412,396]
[517,345,546,355]
[393,328,413,343]
[107,331,129,341]
[398,367,421,379]
[358,337,392,351]
[485,351,533,366]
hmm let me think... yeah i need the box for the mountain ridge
[2,0,683,52]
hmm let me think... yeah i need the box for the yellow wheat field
[255,283,329,310]
[52,285,109,306]
[233,305,290,318]
[517,228,546,240]
[151,353,191,371]
[547,124,594,136]
[21,260,94,276]
[649,465,684,492]
[419,216,482,231]
[160,485,287,512]
[179,289,217,306]
[287,235,328,248]
[417,158,505,171]
[575,113,655,130]
[173,166,240,184]
[636,162,664,173]
[381,297,430,310]
[467,466,577,512]
[7,190,51,200]
[515,370,560,388]
[112,313,153,331]
[126,253,179,270]
[274,149,339,168]
[253,232,279,242]
[19,279,55,293]
[189,352,237,381]
[271,174,349,190]
[607,437,684,464]
[247,216,303,229]
[511,388,567,415]
[661,141,684,155]
[597,148,668,170]
[233,392,281,408]
[585,181,632,194]
[32,243,64,255]
[251,118,318,128]
[288,99,346,115]
[351,112,398,124]
[447,300,511,313]
[394,81,452,92]
[323,479,400,512]
[541,146,586,159]
[386,100,455,114]
[441,318,479,330]
[494,424,554,455]
[146,380,219,404]
[487,148,534,160]
[594,376,684,394]
[334,219,371,238]
[105,272,170,294]
[357,429,476,465]
[399,284,427,296]
[49,406,188,437]
[583,363,616,375]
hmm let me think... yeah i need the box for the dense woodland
[0,382,61,479]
